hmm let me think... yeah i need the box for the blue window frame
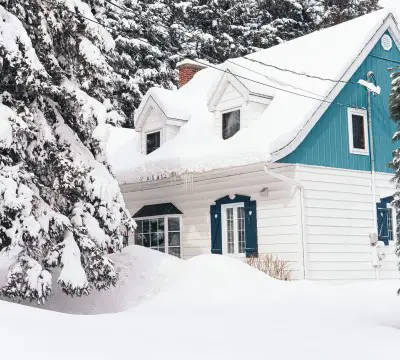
[376,196,395,245]
[210,195,258,257]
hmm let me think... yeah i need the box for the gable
[279,31,400,174]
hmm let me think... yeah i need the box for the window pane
[146,132,161,154]
[388,208,393,241]
[142,233,150,248]
[237,207,245,254]
[158,218,164,231]
[169,247,181,258]
[136,220,143,234]
[168,217,180,231]
[142,219,150,233]
[352,114,365,150]
[222,110,240,140]
[168,232,180,247]
[135,233,143,246]
[226,207,234,254]
[150,218,158,233]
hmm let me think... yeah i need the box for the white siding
[297,165,397,282]
[122,164,303,279]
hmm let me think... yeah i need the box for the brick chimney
[177,59,207,88]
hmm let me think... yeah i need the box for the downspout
[366,71,379,280]
[264,165,307,280]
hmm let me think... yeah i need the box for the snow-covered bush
[245,254,292,280]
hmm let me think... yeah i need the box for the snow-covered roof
[111,9,400,183]
[135,87,191,128]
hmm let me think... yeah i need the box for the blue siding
[280,32,400,173]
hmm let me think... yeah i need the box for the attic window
[222,110,240,140]
[146,131,160,155]
[347,108,369,155]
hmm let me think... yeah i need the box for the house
[109,9,400,281]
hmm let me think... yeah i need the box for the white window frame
[387,204,397,243]
[347,108,369,156]
[221,108,241,140]
[134,214,182,257]
[145,129,162,155]
[221,202,245,256]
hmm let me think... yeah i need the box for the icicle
[181,172,194,192]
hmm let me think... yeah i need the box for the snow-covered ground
[1,245,400,360]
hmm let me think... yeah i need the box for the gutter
[264,165,307,280]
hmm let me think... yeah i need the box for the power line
[192,59,364,109]
[243,56,360,86]
[40,0,151,47]
[226,59,337,101]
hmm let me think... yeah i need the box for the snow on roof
[112,9,397,183]
[135,87,191,126]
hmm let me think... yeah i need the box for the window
[376,196,396,245]
[221,203,246,255]
[146,131,160,154]
[387,205,396,242]
[347,108,369,155]
[134,216,181,257]
[222,110,240,140]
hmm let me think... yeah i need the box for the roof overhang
[271,13,400,162]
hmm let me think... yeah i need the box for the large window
[222,110,240,140]
[347,108,369,155]
[221,203,246,255]
[135,216,181,257]
[146,131,161,154]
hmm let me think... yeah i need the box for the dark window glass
[146,131,160,154]
[352,114,366,150]
[222,110,240,140]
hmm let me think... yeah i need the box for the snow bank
[1,246,179,314]
[1,246,400,360]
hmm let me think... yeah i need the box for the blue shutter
[210,205,222,254]
[377,206,390,245]
[245,200,258,257]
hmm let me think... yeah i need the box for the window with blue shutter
[376,196,395,246]
[209,195,258,257]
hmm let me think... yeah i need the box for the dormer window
[222,110,240,140]
[146,131,160,154]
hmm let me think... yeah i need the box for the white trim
[208,73,250,111]
[387,204,397,243]
[347,107,369,156]
[221,202,246,256]
[133,214,183,258]
[145,129,162,155]
[271,14,400,162]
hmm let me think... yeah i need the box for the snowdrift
[1,246,400,360]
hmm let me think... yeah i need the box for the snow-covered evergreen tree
[0,1,134,303]
[389,71,400,263]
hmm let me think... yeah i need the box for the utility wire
[36,0,383,108]
[192,59,365,109]
[40,0,151,47]
[226,59,338,101]
[243,56,360,85]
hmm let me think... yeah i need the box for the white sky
[380,0,400,8]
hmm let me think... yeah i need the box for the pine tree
[389,72,400,267]
[0,1,134,303]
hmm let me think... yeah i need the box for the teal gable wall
[280,32,400,173]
